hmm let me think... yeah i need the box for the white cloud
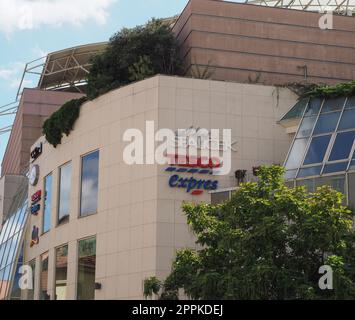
[0,0,116,34]
[0,62,24,80]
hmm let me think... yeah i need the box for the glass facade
[43,174,52,233]
[55,245,68,300]
[77,237,96,300]
[58,162,72,225]
[0,181,28,300]
[285,95,355,179]
[80,151,99,217]
[40,252,49,300]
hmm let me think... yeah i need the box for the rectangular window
[297,166,322,178]
[338,109,355,131]
[80,151,99,217]
[285,138,309,169]
[321,97,345,113]
[77,237,96,300]
[303,135,331,165]
[296,116,317,138]
[328,131,355,161]
[43,174,52,233]
[211,191,230,205]
[58,162,72,225]
[55,245,68,300]
[323,162,348,175]
[313,112,341,135]
[40,252,49,300]
[304,98,322,116]
[27,259,36,300]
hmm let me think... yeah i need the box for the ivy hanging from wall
[42,97,87,148]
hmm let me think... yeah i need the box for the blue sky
[0,0,188,166]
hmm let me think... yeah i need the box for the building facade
[23,75,296,299]
[0,0,354,300]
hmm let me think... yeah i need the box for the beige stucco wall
[24,75,297,299]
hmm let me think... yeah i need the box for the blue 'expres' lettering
[168,174,219,194]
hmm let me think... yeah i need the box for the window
[338,109,355,131]
[43,174,52,233]
[321,97,345,113]
[296,116,317,138]
[304,98,322,116]
[297,166,322,178]
[323,162,348,174]
[58,162,72,225]
[77,237,96,300]
[0,187,28,301]
[328,131,355,161]
[211,191,230,204]
[345,96,355,109]
[285,169,298,180]
[303,135,331,165]
[313,112,340,135]
[80,151,99,217]
[40,252,49,300]
[55,245,68,300]
[284,95,355,186]
[348,172,355,208]
[296,178,316,192]
[27,259,36,300]
[285,138,309,169]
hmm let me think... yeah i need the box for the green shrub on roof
[42,97,87,148]
[86,18,182,99]
[43,18,182,147]
[303,81,355,99]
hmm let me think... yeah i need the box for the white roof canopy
[245,0,355,15]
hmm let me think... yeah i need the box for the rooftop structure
[245,0,355,15]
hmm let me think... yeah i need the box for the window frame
[54,244,68,301]
[76,236,97,300]
[78,149,100,219]
[57,161,72,227]
[42,173,53,235]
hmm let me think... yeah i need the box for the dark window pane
[329,131,355,161]
[296,116,317,138]
[303,135,331,165]
[313,112,340,134]
[40,252,49,300]
[58,163,71,225]
[80,151,99,217]
[338,109,355,131]
[305,98,322,116]
[321,97,346,113]
[55,245,68,300]
[43,174,52,233]
[211,191,230,204]
[285,138,309,169]
[322,162,348,174]
[297,166,322,178]
[77,237,96,300]
[345,96,355,109]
